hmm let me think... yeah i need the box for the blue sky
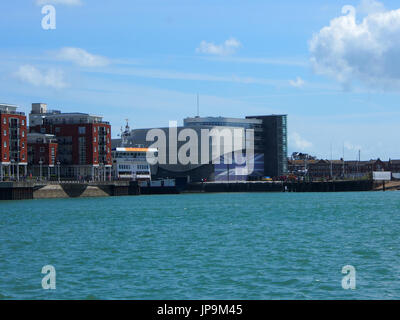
[1,0,399,160]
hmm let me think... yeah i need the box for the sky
[0,0,399,160]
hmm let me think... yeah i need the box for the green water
[0,192,399,299]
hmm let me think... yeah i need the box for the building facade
[246,115,288,178]
[0,104,28,181]
[27,133,58,179]
[112,115,288,182]
[29,103,112,180]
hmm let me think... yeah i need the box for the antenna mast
[121,119,131,147]
[197,93,199,117]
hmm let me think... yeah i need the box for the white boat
[112,120,157,181]
[112,146,157,181]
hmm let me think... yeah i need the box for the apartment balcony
[0,110,25,116]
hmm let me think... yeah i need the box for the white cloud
[196,38,241,56]
[309,1,400,90]
[289,132,313,151]
[289,77,305,88]
[201,56,308,67]
[357,0,385,15]
[36,0,82,5]
[14,65,67,89]
[86,66,286,87]
[55,47,110,67]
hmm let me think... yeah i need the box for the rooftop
[0,103,24,115]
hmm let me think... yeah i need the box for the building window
[3,118,6,125]
[3,154,6,160]
[94,137,97,143]
[3,130,6,136]
[22,120,25,126]
[78,127,86,134]
[94,127,97,133]
[22,142,25,149]
[41,128,46,134]
[94,147,97,153]
[40,147,45,153]
[22,131,25,137]
[22,154,25,160]
[3,141,6,148]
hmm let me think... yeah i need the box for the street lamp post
[39,160,43,181]
[57,161,61,183]
[11,159,15,180]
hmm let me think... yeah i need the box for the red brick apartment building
[27,133,58,179]
[0,104,27,181]
[29,103,112,180]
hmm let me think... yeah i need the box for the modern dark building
[112,115,288,182]
[246,115,288,178]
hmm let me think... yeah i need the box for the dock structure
[185,180,374,193]
[0,179,375,201]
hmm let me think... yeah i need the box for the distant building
[0,104,28,181]
[29,103,112,180]
[288,158,389,179]
[388,159,400,174]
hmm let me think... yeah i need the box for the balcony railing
[0,110,25,116]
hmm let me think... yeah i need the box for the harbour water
[0,192,399,300]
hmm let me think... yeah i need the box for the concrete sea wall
[0,181,140,201]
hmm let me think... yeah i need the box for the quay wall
[185,180,374,193]
[0,181,140,201]
[0,179,375,201]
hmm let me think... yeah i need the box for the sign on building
[373,171,391,181]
